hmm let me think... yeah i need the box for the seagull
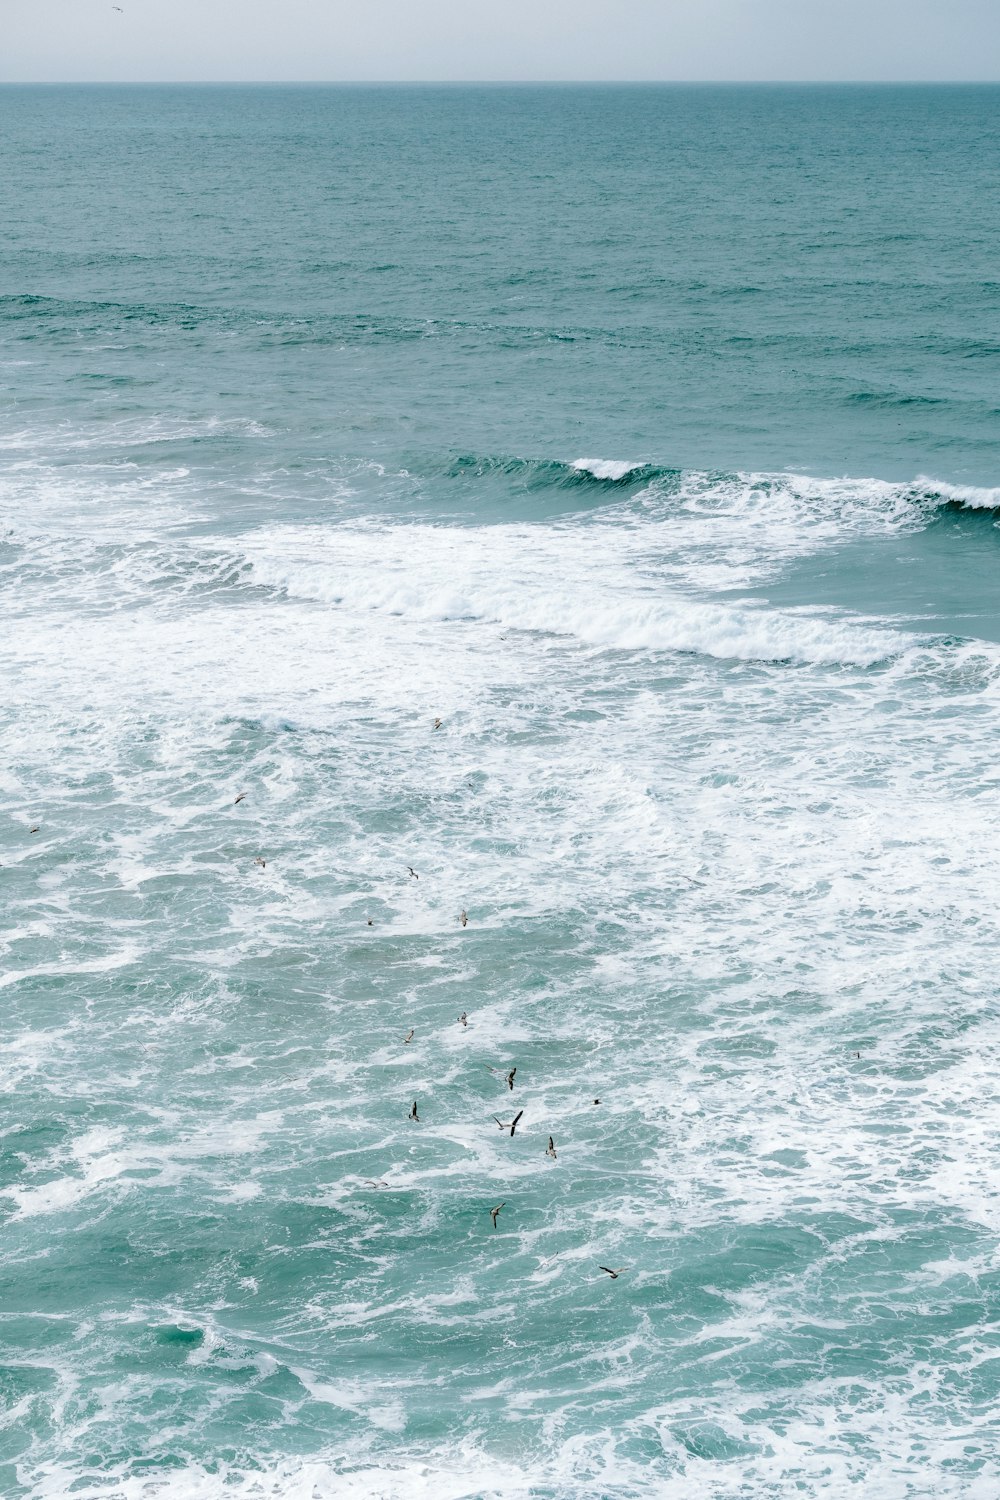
[407,866,418,879]
[28,825,40,833]
[365,1179,389,1188]
[458,1011,468,1027]
[409,1100,419,1121]
[546,1135,557,1159]
[234,792,247,804]
[493,1110,523,1137]
[404,1029,414,1044]
[433,718,442,730]
[112,4,123,10]
[253,856,266,868]
[459,910,468,927]
[490,1202,505,1228]
[505,1067,516,1091]
[599,1265,628,1279]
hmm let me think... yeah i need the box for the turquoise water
[2,85,1000,1499]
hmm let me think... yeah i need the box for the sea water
[1,84,1000,1499]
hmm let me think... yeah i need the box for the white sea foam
[15,1431,1000,1500]
[239,522,903,666]
[570,457,645,481]
[0,413,271,454]
[912,473,1000,509]
[4,456,1000,1500]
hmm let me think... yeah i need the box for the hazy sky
[3,0,1000,83]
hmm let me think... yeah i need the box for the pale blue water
[2,85,1000,1500]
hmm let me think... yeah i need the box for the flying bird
[404,1029,414,1044]
[505,1068,516,1091]
[234,792,247,804]
[599,1265,628,1279]
[112,5,123,10]
[459,910,468,927]
[28,825,40,834]
[407,866,418,879]
[546,1136,557,1159]
[458,1011,468,1027]
[367,918,373,926]
[253,856,266,868]
[433,718,442,730]
[490,1202,505,1228]
[364,1179,389,1188]
[409,1100,419,1121]
[493,1110,523,1137]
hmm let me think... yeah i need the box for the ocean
[2,83,1000,1499]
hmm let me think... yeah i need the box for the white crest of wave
[913,474,1000,509]
[571,457,644,481]
[242,523,901,667]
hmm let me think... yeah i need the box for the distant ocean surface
[2,85,1000,1500]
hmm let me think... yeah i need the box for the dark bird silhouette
[409,1100,419,1122]
[506,1068,516,1091]
[546,1136,557,1159]
[407,866,418,879]
[599,1265,627,1279]
[493,1109,523,1137]
[234,792,247,804]
[404,1029,414,1044]
[28,825,40,834]
[490,1202,505,1228]
[367,918,373,926]
[593,1098,600,1105]
[458,1011,468,1027]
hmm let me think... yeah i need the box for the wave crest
[240,524,903,668]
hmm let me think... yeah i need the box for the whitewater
[3,83,1000,1500]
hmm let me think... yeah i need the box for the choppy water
[2,85,1000,1500]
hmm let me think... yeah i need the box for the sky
[2,0,1000,83]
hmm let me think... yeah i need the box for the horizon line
[3,77,1000,87]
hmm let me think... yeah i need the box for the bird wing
[510,1110,524,1133]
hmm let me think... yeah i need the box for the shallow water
[2,84,1000,1499]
